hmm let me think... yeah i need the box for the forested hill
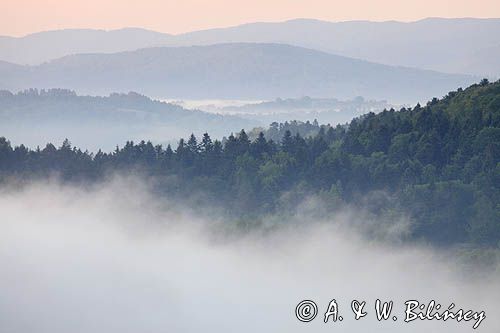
[0,80,499,247]
[0,88,257,150]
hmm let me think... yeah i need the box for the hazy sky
[2,0,500,36]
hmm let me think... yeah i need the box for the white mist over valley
[0,178,498,332]
[1,10,499,333]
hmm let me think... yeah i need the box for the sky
[2,0,500,36]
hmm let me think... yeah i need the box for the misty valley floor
[0,178,499,332]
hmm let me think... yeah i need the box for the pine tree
[251,132,268,158]
[187,134,199,153]
[201,133,213,153]
[281,130,293,153]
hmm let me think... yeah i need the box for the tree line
[0,80,499,247]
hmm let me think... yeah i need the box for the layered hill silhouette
[0,88,258,151]
[172,18,500,76]
[0,28,170,65]
[1,18,499,76]
[0,43,474,103]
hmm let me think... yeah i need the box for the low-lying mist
[0,177,498,333]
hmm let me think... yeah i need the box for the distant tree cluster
[0,81,499,246]
[247,119,346,143]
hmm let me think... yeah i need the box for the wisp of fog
[0,177,498,333]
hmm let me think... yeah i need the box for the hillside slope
[0,89,257,151]
[0,80,498,246]
[172,18,500,76]
[0,43,474,103]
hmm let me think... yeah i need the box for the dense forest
[0,80,499,247]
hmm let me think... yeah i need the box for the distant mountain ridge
[1,18,499,76]
[0,28,171,65]
[0,43,475,103]
[172,18,500,76]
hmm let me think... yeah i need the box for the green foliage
[1,80,499,246]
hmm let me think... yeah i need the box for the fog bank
[0,178,498,332]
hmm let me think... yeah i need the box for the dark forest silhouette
[1,80,499,246]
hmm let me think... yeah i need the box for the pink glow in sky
[2,0,500,36]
